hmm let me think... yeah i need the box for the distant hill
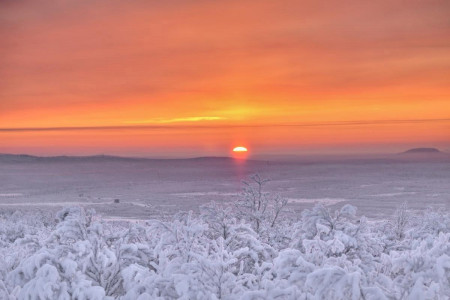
[0,154,246,164]
[1,150,448,164]
[396,148,449,162]
[0,154,143,163]
[401,148,442,154]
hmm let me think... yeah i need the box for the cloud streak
[124,116,226,124]
[1,118,448,132]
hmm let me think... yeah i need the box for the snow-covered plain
[0,156,448,219]
[0,155,449,299]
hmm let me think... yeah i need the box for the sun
[233,146,248,152]
[232,146,249,160]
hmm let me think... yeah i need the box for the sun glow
[233,146,248,152]
[232,146,249,161]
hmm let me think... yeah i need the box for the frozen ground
[0,154,448,219]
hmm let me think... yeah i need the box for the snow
[0,158,449,298]
[0,194,23,197]
[367,192,417,197]
[1,158,448,219]
[0,201,105,207]
[0,203,449,299]
[287,197,347,205]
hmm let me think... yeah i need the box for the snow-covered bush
[0,183,449,299]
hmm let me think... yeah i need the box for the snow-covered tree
[235,174,288,236]
[0,191,449,299]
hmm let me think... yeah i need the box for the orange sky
[1,0,449,156]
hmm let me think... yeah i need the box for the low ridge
[401,148,441,154]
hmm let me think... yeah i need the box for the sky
[1,0,449,157]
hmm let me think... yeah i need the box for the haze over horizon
[1,0,449,156]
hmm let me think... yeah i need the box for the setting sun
[233,146,248,152]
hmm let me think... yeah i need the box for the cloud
[1,118,448,132]
[1,0,449,114]
[124,116,226,124]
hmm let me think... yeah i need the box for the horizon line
[0,148,447,160]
